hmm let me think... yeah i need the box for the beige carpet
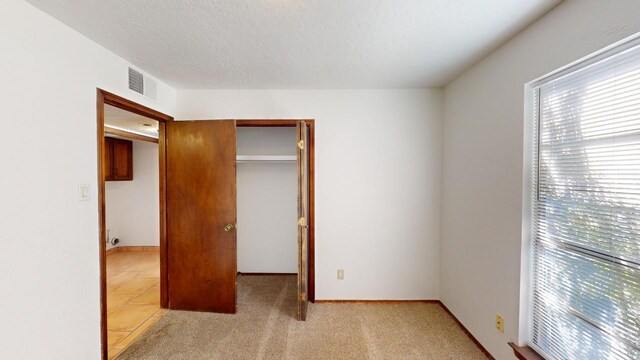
[118,275,488,359]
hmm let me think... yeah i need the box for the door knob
[224,224,235,232]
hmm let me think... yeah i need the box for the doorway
[104,106,162,359]
[97,89,172,360]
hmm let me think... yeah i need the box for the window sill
[508,342,544,360]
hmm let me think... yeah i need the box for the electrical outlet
[337,269,344,280]
[496,314,504,333]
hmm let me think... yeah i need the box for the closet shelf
[236,155,296,163]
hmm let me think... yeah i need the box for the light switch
[78,184,90,202]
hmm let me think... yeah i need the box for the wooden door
[297,121,309,321]
[166,120,237,313]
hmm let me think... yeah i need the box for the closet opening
[235,120,315,320]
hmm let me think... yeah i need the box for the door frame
[105,126,159,144]
[97,89,173,360]
[236,119,316,303]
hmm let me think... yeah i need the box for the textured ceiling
[26,0,559,89]
[105,104,158,138]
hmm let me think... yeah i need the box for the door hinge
[298,217,306,226]
[297,140,304,150]
[299,292,306,301]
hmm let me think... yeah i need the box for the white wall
[0,1,176,359]
[177,89,442,300]
[106,140,160,250]
[440,1,640,359]
[237,128,297,273]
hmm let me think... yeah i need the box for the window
[528,41,640,359]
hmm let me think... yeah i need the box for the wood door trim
[236,119,316,303]
[105,126,159,144]
[97,90,107,360]
[101,89,173,122]
[97,88,173,360]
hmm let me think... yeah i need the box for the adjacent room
[1,1,640,360]
[103,104,164,358]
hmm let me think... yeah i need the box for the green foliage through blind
[530,42,640,359]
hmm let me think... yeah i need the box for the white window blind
[530,42,640,360]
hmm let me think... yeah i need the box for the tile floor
[106,249,166,359]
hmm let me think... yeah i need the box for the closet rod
[236,155,296,162]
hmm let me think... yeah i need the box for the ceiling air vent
[128,67,157,100]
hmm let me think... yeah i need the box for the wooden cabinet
[104,137,114,180]
[104,137,133,181]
